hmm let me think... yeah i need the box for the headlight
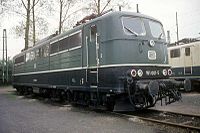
[149,40,155,47]
[168,69,172,76]
[162,69,167,76]
[137,69,143,77]
[131,69,137,77]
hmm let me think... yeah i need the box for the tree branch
[100,0,111,14]
[21,0,28,10]
[61,1,72,23]
[30,0,39,11]
[66,7,90,19]
[14,10,27,18]
[93,0,98,10]
[34,0,40,7]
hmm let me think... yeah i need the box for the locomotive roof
[168,40,200,50]
[87,11,161,24]
[14,11,162,59]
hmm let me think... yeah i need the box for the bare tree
[0,0,3,14]
[110,0,132,11]
[32,0,40,46]
[0,0,6,14]
[0,0,15,16]
[85,0,133,15]
[19,0,50,49]
[32,0,35,45]
[58,0,74,34]
[21,0,31,50]
[88,0,111,15]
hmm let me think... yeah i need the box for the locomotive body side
[13,11,181,111]
[168,42,200,91]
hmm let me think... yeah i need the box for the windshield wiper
[158,33,163,40]
[124,26,138,36]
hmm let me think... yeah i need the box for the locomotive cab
[98,12,168,66]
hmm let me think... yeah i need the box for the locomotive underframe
[13,66,182,111]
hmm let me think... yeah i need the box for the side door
[84,21,101,87]
[183,47,193,75]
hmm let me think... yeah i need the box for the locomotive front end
[103,12,182,111]
[125,67,181,110]
[121,14,182,110]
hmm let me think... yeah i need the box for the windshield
[122,17,146,36]
[149,20,165,39]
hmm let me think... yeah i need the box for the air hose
[126,78,145,109]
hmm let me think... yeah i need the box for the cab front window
[149,20,165,40]
[122,17,146,36]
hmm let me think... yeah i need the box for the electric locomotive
[168,41,200,91]
[13,11,181,111]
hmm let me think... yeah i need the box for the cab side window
[90,25,97,42]
[185,47,190,56]
[15,55,25,64]
[26,52,30,62]
[170,49,180,58]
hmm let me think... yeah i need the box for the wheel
[184,79,192,92]
[16,88,20,95]
[106,97,115,111]
[16,87,25,95]
[66,90,72,102]
[106,102,114,111]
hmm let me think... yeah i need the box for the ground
[0,86,199,133]
[151,92,200,115]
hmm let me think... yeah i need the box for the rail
[110,109,200,131]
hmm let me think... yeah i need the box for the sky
[133,0,200,40]
[0,0,200,59]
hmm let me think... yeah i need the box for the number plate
[148,50,156,60]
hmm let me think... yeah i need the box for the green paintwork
[13,11,168,75]
[50,49,82,70]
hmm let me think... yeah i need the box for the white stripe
[68,45,82,51]
[14,62,25,66]
[90,86,97,88]
[50,30,81,44]
[13,63,170,76]
[99,64,170,68]
[67,30,81,37]
[13,67,86,76]
[168,41,199,50]
[50,45,81,57]
[86,36,89,67]
[170,76,200,79]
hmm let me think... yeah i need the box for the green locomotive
[13,11,181,111]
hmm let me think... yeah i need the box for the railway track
[15,92,200,131]
[111,109,200,131]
